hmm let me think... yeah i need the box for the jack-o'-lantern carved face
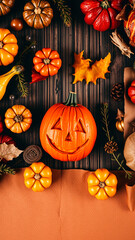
[40,92,97,161]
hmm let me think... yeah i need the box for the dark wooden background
[0,0,134,170]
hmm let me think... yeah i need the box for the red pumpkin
[40,92,97,162]
[80,0,123,31]
[0,135,16,162]
[128,80,135,103]
[0,135,16,145]
[124,10,135,47]
[33,48,62,77]
[0,116,3,133]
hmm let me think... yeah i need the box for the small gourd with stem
[0,65,24,101]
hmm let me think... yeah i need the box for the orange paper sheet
[0,169,135,240]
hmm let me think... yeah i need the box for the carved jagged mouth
[46,135,89,154]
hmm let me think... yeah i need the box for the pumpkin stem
[14,65,24,74]
[34,7,41,14]
[0,41,3,49]
[100,0,110,9]
[34,173,41,180]
[43,58,51,65]
[14,115,23,123]
[99,182,105,188]
[64,92,77,107]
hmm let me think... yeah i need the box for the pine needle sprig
[52,0,72,27]
[101,103,132,180]
[16,73,29,97]
[0,164,16,176]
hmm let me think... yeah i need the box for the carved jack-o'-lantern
[40,92,97,161]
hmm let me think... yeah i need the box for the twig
[16,41,36,65]
[101,103,132,179]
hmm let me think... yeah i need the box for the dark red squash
[0,116,3,134]
[40,92,97,161]
[80,0,123,31]
[128,80,135,103]
[0,135,16,145]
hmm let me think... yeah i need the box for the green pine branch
[52,0,72,27]
[0,164,16,176]
[16,73,29,97]
[101,103,132,180]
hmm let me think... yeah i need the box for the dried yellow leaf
[73,51,111,85]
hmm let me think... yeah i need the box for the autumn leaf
[30,68,47,84]
[73,51,111,85]
[0,143,23,161]
[72,51,91,72]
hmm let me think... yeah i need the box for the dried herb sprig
[15,41,36,97]
[101,103,132,179]
[17,73,29,97]
[0,164,16,176]
[52,0,72,27]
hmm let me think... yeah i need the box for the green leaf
[118,166,122,170]
[116,153,121,159]
[120,160,124,165]
[102,127,106,132]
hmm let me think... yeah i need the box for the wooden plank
[0,0,130,170]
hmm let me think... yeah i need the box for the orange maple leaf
[73,51,111,85]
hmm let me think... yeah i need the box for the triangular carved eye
[51,118,62,130]
[75,119,86,133]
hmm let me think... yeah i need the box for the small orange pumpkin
[87,168,118,200]
[24,162,52,192]
[0,28,18,66]
[33,48,62,77]
[23,0,53,29]
[0,0,15,16]
[5,105,32,133]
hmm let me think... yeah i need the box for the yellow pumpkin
[0,28,18,66]
[5,105,32,133]
[87,169,118,200]
[24,162,52,192]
